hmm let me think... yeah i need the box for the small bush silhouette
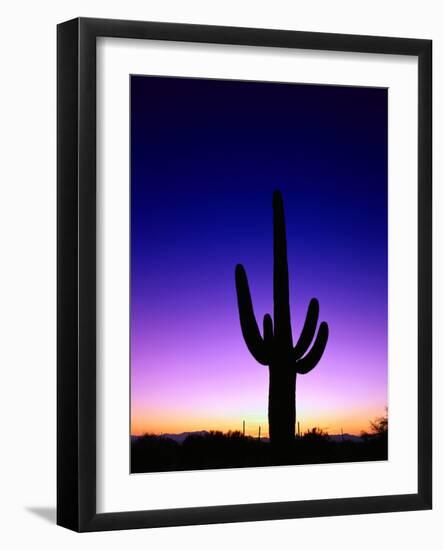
[303,427,329,441]
[361,412,388,443]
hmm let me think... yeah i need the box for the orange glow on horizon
[131,406,386,438]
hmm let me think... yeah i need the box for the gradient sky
[130,75,388,437]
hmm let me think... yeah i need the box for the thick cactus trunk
[269,192,295,447]
[273,191,292,350]
[268,367,296,447]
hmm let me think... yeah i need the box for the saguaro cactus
[235,191,329,448]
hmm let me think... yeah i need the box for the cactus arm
[273,191,293,347]
[235,264,269,365]
[263,314,274,361]
[292,298,320,360]
[263,313,273,342]
[295,321,329,374]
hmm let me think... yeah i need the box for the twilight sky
[130,75,388,437]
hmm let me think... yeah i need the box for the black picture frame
[57,17,432,532]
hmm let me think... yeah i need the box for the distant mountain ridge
[132,430,363,443]
[158,430,210,443]
[328,434,362,443]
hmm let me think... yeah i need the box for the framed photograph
[57,17,432,531]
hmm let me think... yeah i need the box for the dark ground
[131,430,388,474]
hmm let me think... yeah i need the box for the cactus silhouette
[235,191,329,448]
